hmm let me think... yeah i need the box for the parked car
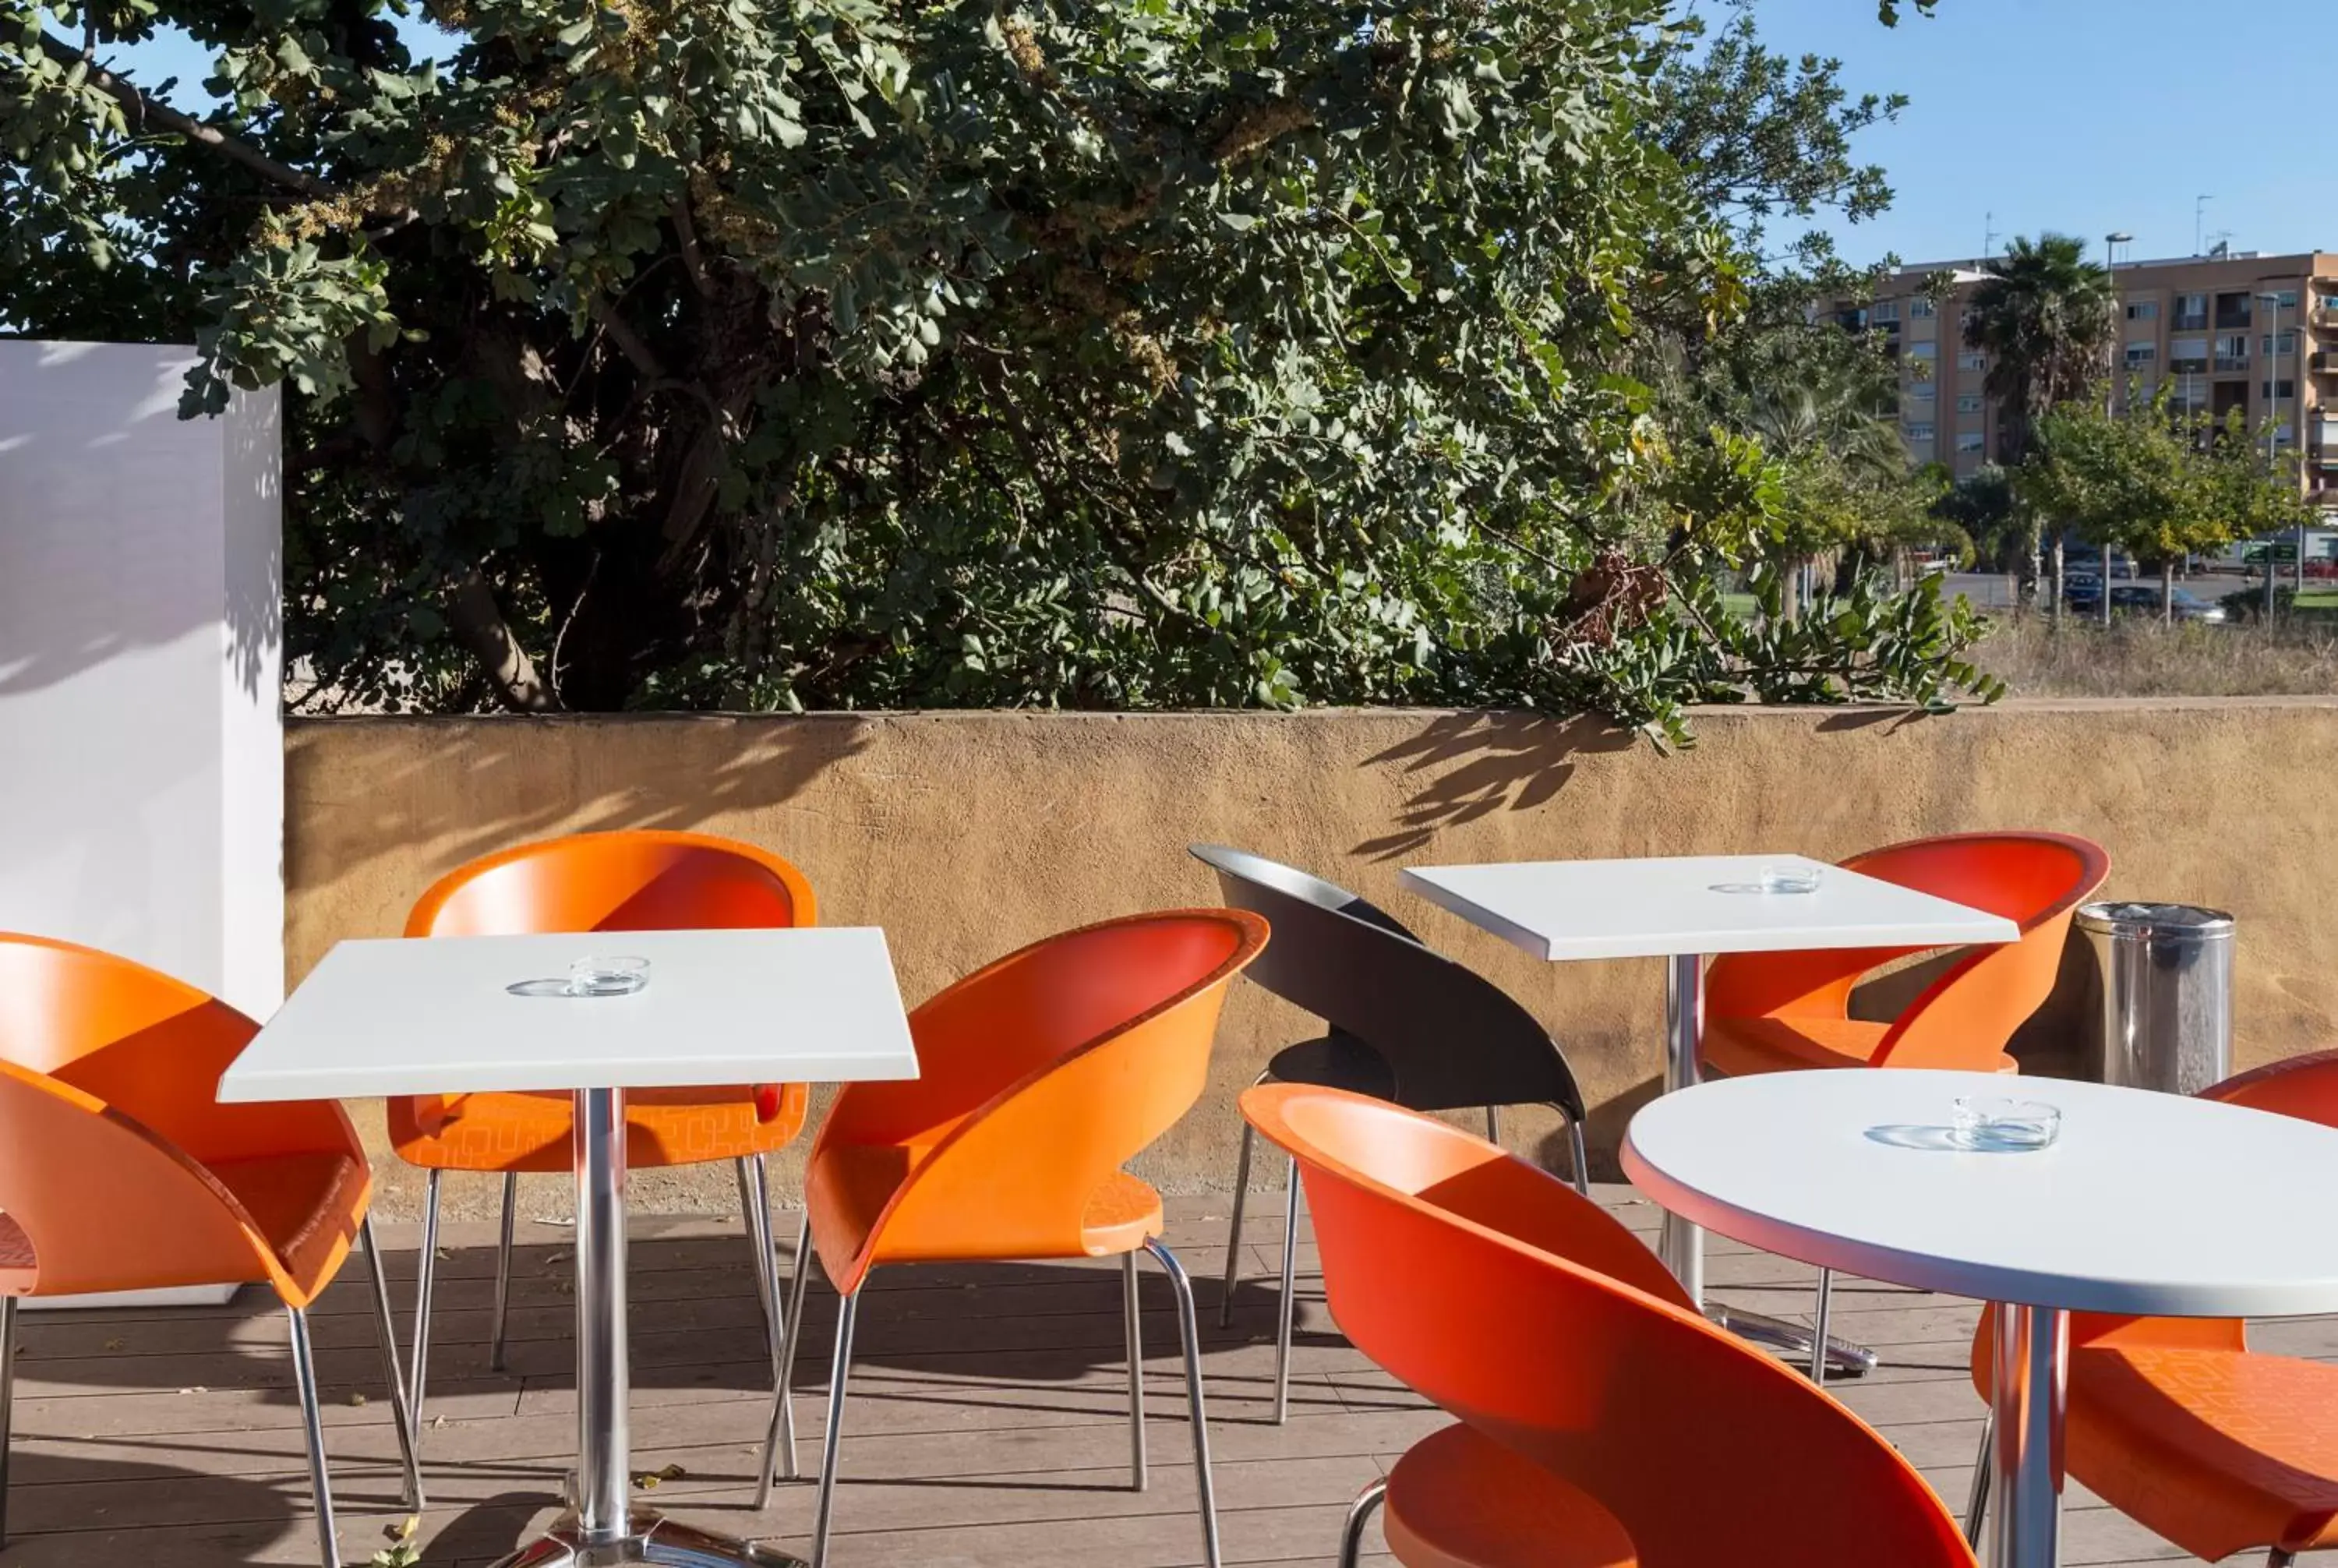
[2107,584,2229,624]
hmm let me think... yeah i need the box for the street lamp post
[2259,291,2292,614]
[2103,232,2133,626]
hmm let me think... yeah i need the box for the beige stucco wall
[287,699,2338,1218]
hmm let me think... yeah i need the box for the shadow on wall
[1353,711,1636,860]
[284,715,876,920]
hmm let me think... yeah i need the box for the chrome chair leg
[1964,1408,1994,1545]
[1559,1106,1591,1195]
[1273,1153,1301,1424]
[1220,1068,1272,1330]
[1339,1476,1389,1568]
[0,1295,16,1549]
[762,1210,814,1496]
[287,1305,341,1568]
[358,1216,425,1510]
[2269,1551,2297,1566]
[1484,1104,1502,1144]
[1123,1250,1148,1491]
[1145,1238,1221,1568]
[808,1286,861,1568]
[742,1156,796,1507]
[489,1171,518,1373]
[408,1168,443,1445]
[1809,1267,1834,1386]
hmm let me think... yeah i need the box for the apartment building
[1842,250,2338,512]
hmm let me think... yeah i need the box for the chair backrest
[1707,831,2110,1070]
[1191,845,1581,1118]
[1248,1084,1977,1567]
[0,935,345,1298]
[407,829,816,937]
[813,910,1268,1291]
[1995,1050,2338,1364]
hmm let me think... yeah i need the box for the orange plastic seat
[783,910,1268,1567]
[390,830,818,1478]
[0,934,420,1566]
[1969,1049,2338,1566]
[1701,831,2110,1078]
[1381,1423,1638,1567]
[1241,1083,1977,1568]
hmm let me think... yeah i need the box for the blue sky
[101,0,2329,271]
[1745,0,2329,267]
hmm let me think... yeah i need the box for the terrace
[4,1191,2283,1568]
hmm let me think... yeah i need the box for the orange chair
[1966,1049,2338,1566]
[1701,830,2109,1376]
[1241,1083,1978,1568]
[0,934,421,1567]
[393,830,818,1471]
[779,909,1267,1567]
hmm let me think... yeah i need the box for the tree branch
[35,30,338,198]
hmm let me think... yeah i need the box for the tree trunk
[2163,560,2174,625]
[444,568,560,712]
[2051,538,2064,625]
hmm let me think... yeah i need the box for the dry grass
[1977,612,2338,697]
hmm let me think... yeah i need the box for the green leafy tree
[3,0,1988,741]
[2019,390,2311,622]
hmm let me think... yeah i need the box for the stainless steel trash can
[2077,902,2234,1094]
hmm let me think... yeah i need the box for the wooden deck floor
[0,1187,2306,1566]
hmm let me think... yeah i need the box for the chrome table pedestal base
[1660,955,1880,1380]
[1705,1301,1881,1377]
[488,1089,806,1568]
[489,1515,807,1567]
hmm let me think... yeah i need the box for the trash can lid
[2076,901,2235,941]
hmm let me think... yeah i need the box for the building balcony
[2213,357,2251,375]
[2172,314,2211,333]
[2314,351,2338,376]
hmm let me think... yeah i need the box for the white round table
[1621,1068,2338,1568]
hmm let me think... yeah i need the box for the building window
[2213,334,2250,373]
[2213,291,2253,329]
[1957,394,1985,413]
[2169,337,2209,373]
[1955,432,1987,454]
[2125,342,2158,368]
[1909,298,1937,319]
[2125,300,2159,320]
[2262,380,2298,401]
[1905,381,1936,402]
[2173,293,2209,330]
[1906,340,1939,361]
[2169,374,2210,412]
[1958,351,1987,372]
[2262,330,2300,357]
[1871,300,1900,323]
[1905,421,1935,441]
[2269,289,2299,310]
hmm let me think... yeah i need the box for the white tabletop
[1400,854,2019,962]
[220,928,920,1102]
[1623,1068,2338,1317]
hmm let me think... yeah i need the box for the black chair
[1191,844,1590,1423]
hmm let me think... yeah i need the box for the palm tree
[1963,233,2118,613]
[1964,233,2118,468]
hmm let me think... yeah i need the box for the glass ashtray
[1757,864,1824,895]
[565,955,651,996]
[1951,1096,2061,1151]
[1716,863,1825,895]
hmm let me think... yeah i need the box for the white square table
[1400,853,2019,1367]
[221,927,920,1568]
